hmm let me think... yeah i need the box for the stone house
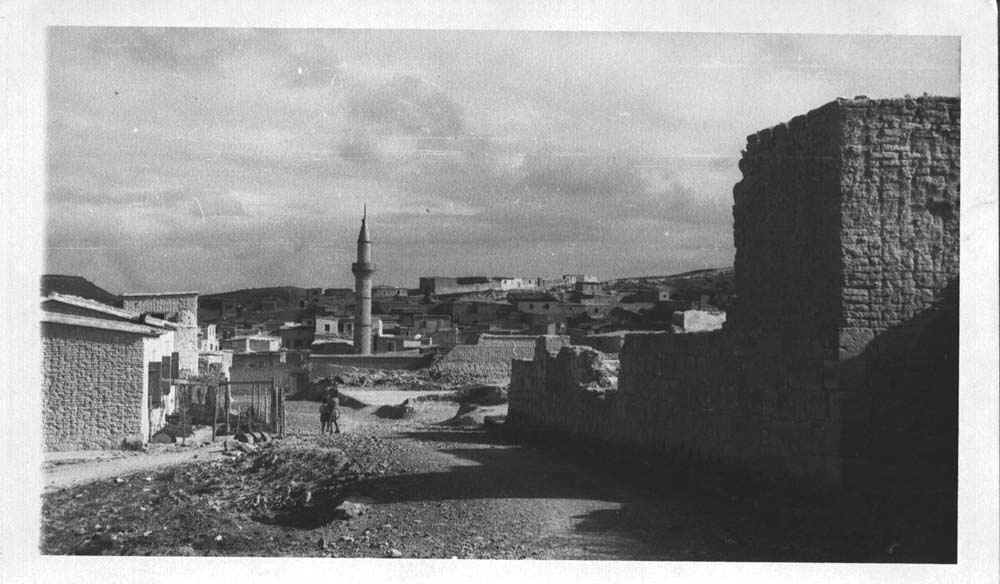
[311,338,355,354]
[508,291,560,315]
[561,274,598,286]
[418,276,541,297]
[314,315,355,339]
[278,323,314,350]
[671,309,727,333]
[220,334,281,353]
[407,314,453,336]
[373,285,409,299]
[451,299,515,326]
[121,291,199,375]
[199,323,219,352]
[41,294,179,450]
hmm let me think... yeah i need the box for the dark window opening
[148,362,163,408]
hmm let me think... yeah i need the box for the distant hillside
[199,286,309,308]
[41,275,119,306]
[610,267,735,310]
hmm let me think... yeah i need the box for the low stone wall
[431,337,537,384]
[310,353,434,373]
[508,343,620,441]
[229,351,434,398]
[510,311,956,493]
[509,333,749,469]
[229,351,309,396]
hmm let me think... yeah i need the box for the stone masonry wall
[311,354,434,372]
[837,98,960,354]
[508,97,959,492]
[431,338,537,384]
[42,323,147,450]
[725,98,853,484]
[508,341,620,441]
[229,351,309,397]
[834,98,960,491]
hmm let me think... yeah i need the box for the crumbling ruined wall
[42,323,147,450]
[508,341,620,440]
[508,97,959,492]
[509,332,742,465]
[431,337,537,384]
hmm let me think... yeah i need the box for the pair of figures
[319,380,342,434]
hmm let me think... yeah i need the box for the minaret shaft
[351,210,375,355]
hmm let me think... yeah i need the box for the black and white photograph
[2,2,997,583]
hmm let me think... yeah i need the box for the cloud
[44,29,959,293]
[346,75,465,137]
[522,150,645,198]
[189,193,247,218]
[278,52,344,89]
[78,27,254,72]
[337,132,381,164]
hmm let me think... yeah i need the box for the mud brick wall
[508,97,959,492]
[42,323,147,450]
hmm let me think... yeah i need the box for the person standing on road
[327,377,343,434]
[319,390,332,434]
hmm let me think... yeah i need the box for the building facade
[41,294,178,450]
[120,291,199,375]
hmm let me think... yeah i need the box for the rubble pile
[42,439,379,554]
[296,370,447,400]
[453,384,508,406]
[439,402,508,428]
[237,443,367,526]
[373,400,417,420]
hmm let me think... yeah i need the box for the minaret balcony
[352,262,376,276]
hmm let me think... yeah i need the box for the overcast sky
[45,28,958,293]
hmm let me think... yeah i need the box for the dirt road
[272,397,771,560]
[42,392,924,560]
[44,444,225,492]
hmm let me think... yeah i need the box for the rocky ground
[41,387,951,561]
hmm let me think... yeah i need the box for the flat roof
[43,292,138,320]
[121,291,199,297]
[41,311,169,336]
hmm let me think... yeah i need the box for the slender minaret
[351,205,375,355]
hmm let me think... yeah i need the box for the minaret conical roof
[357,205,370,243]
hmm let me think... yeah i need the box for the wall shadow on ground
[344,426,938,562]
[394,428,508,445]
